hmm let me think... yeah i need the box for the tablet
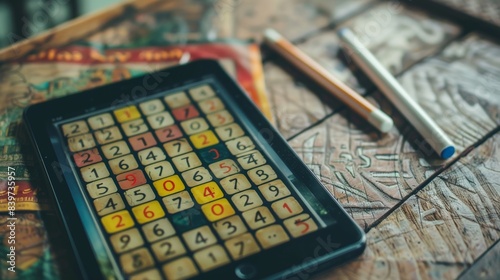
[24,59,365,280]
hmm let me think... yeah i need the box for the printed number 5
[219,162,231,174]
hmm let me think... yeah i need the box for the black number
[243,153,258,165]
[81,152,92,163]
[129,121,143,132]
[222,221,237,235]
[161,241,175,256]
[155,115,165,125]
[91,168,99,178]
[70,124,80,134]
[154,165,164,176]
[132,254,143,268]
[172,196,182,209]
[103,130,113,140]
[173,142,182,152]
[137,137,147,146]
[224,127,233,137]
[78,139,85,148]
[234,241,244,256]
[97,117,105,125]
[96,182,108,195]
[269,185,280,197]
[254,210,267,224]
[190,121,201,130]
[195,232,208,244]
[153,223,165,237]
[184,107,190,117]
[236,141,247,151]
[181,156,191,168]
[256,169,269,181]
[145,151,157,161]
[119,160,129,170]
[110,146,122,156]
[239,194,253,207]
[120,234,130,249]
[105,197,118,210]
[229,178,239,190]
[208,252,217,263]
[133,189,146,202]
[163,128,174,138]
[192,170,203,182]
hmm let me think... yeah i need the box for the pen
[338,28,455,159]
[263,28,393,133]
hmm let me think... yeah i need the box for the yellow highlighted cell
[114,106,141,123]
[191,182,224,204]
[190,130,219,149]
[132,201,165,224]
[101,210,134,233]
[153,175,186,197]
[201,198,235,222]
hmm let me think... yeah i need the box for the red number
[112,215,124,228]
[143,206,154,218]
[198,134,209,145]
[208,100,215,111]
[295,219,310,234]
[211,203,224,216]
[126,174,136,185]
[217,114,226,124]
[209,148,220,160]
[283,202,292,213]
[124,110,131,118]
[203,186,215,198]
[163,180,175,191]
[219,162,232,174]
[117,170,146,190]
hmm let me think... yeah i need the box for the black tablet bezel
[24,59,365,280]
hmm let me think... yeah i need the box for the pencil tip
[368,109,393,133]
[264,28,282,43]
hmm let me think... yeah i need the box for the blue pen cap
[440,146,455,159]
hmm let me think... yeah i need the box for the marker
[338,28,455,159]
[263,28,393,133]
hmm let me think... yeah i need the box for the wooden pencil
[263,28,393,133]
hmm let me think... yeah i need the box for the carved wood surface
[232,0,375,41]
[0,1,499,279]
[265,2,461,139]
[287,33,500,228]
[312,132,500,279]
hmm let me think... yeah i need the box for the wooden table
[0,0,499,279]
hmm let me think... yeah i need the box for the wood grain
[265,2,460,138]
[314,132,500,279]
[263,59,339,138]
[287,33,500,227]
[232,0,374,41]
[398,34,500,150]
[288,92,443,227]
